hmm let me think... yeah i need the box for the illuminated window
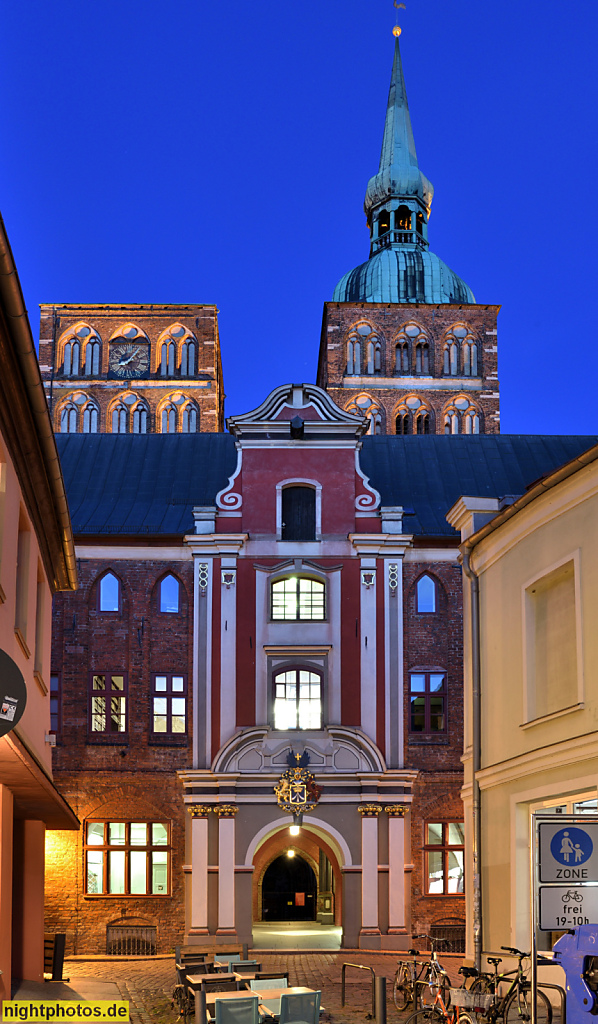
[152,674,186,735]
[159,575,180,613]
[85,820,170,896]
[394,395,432,435]
[271,578,325,621]
[273,669,322,730]
[346,394,382,434]
[409,671,446,733]
[424,822,464,895]
[416,574,436,612]
[89,673,127,734]
[346,323,381,376]
[99,572,120,612]
[443,397,480,435]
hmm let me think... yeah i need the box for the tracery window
[161,405,177,433]
[181,402,198,433]
[180,339,196,376]
[273,668,322,730]
[60,323,101,376]
[415,340,429,374]
[394,323,427,375]
[82,402,99,433]
[443,325,477,376]
[395,341,409,373]
[443,396,480,435]
[394,395,432,435]
[157,324,197,377]
[132,401,148,434]
[346,323,381,375]
[346,394,382,435]
[271,577,325,621]
[60,402,78,433]
[112,403,128,433]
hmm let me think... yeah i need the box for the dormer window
[271,577,325,621]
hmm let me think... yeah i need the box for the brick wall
[318,302,500,434]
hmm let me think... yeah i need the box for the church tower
[318,33,499,436]
[38,303,224,434]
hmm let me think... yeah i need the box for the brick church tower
[38,304,224,434]
[317,34,500,436]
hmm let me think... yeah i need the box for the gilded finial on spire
[393,1,405,36]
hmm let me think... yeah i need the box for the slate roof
[55,433,237,536]
[360,434,598,536]
[56,432,598,540]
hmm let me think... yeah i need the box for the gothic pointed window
[84,339,101,376]
[159,574,180,613]
[346,322,381,376]
[443,396,481,435]
[182,403,198,433]
[60,402,78,433]
[415,341,429,374]
[180,340,196,376]
[112,403,127,434]
[346,393,383,435]
[444,325,476,377]
[396,341,409,373]
[82,402,99,433]
[161,405,177,434]
[63,340,80,376]
[463,340,478,376]
[132,401,148,434]
[395,395,432,435]
[98,572,120,612]
[161,341,176,376]
[417,574,436,612]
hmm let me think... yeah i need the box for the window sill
[14,627,31,659]
[148,734,188,746]
[84,894,171,900]
[86,734,129,745]
[34,670,48,695]
[520,703,584,729]
[422,893,465,899]
[408,734,450,745]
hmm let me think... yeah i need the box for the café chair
[215,995,260,1024]
[279,991,321,1024]
[249,976,289,991]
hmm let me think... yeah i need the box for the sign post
[531,813,598,1024]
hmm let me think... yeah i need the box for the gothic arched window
[180,340,196,377]
[84,339,101,376]
[347,393,383,435]
[82,402,99,433]
[161,405,177,434]
[415,341,429,374]
[132,402,148,434]
[63,340,80,376]
[182,403,198,434]
[417,574,436,612]
[60,402,78,433]
[443,325,476,376]
[395,341,409,373]
[159,574,180,613]
[463,339,478,376]
[112,403,127,434]
[394,395,432,435]
[99,572,120,612]
[161,341,176,376]
[346,322,381,377]
[443,396,481,435]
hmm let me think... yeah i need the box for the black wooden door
[281,486,315,541]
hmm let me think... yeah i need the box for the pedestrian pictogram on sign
[551,828,593,866]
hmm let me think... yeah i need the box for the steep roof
[360,434,598,536]
[56,432,598,540]
[56,433,237,535]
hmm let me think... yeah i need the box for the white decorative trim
[355,449,381,512]
[276,478,322,540]
[216,447,243,512]
[243,814,353,868]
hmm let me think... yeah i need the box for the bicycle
[461,947,552,1024]
[396,935,452,1012]
[393,947,428,1010]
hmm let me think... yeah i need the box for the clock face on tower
[108,342,150,378]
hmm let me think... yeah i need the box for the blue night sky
[1,0,596,433]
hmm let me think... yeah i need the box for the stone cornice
[349,533,413,556]
[184,534,248,556]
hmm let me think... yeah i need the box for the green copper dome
[333,36,474,305]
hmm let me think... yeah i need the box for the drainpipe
[461,547,482,970]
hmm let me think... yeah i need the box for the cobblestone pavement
[65,953,464,1024]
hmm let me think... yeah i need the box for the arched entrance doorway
[262,853,317,921]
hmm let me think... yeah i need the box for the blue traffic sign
[550,827,594,867]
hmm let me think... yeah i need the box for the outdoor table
[186,972,238,993]
[234,971,257,983]
[252,985,315,1017]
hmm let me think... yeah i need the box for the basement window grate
[429,922,465,954]
[106,926,157,956]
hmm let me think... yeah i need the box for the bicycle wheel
[503,987,552,1024]
[419,971,451,1009]
[457,1014,477,1024]
[470,974,495,995]
[394,965,414,1010]
[403,1007,446,1024]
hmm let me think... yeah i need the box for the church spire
[364,35,433,254]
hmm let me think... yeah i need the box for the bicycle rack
[523,981,567,1024]
[341,962,377,1019]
